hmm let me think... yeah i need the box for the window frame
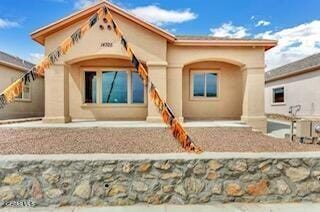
[190,70,220,101]
[81,67,147,107]
[15,80,32,102]
[271,86,286,105]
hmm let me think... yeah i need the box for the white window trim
[271,86,286,106]
[81,67,147,107]
[190,70,220,101]
[15,81,32,102]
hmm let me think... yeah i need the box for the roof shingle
[265,53,320,82]
[0,51,35,71]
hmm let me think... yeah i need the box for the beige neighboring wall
[0,64,44,120]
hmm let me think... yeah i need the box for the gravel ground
[0,127,319,154]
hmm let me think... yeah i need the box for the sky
[0,0,320,70]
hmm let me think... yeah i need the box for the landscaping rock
[132,181,148,192]
[0,187,15,201]
[2,173,23,185]
[138,163,151,172]
[247,180,269,196]
[225,182,244,197]
[285,167,310,182]
[184,177,204,194]
[208,160,223,171]
[73,181,91,199]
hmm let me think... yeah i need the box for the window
[16,81,31,101]
[102,71,128,104]
[83,69,145,105]
[272,87,285,104]
[84,72,97,103]
[192,71,218,98]
[132,72,144,103]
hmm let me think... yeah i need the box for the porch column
[146,62,167,123]
[241,66,266,133]
[167,65,184,122]
[43,64,71,123]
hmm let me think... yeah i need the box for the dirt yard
[0,127,320,154]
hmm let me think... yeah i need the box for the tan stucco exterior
[0,63,44,120]
[31,1,276,132]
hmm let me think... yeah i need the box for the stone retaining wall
[0,153,320,207]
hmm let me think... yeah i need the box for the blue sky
[0,0,320,69]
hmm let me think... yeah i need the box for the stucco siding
[0,64,44,120]
[182,61,243,120]
[265,69,320,117]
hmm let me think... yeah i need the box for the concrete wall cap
[1,152,320,161]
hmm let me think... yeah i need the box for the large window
[16,80,31,101]
[272,87,285,104]
[192,71,218,99]
[84,69,145,105]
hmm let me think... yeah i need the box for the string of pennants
[0,5,203,153]
[0,7,105,109]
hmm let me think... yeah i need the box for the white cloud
[129,5,197,26]
[256,20,320,70]
[256,20,271,27]
[210,22,249,38]
[74,0,98,10]
[0,18,19,29]
[73,1,197,26]
[29,53,44,64]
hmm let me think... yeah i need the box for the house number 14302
[101,42,113,47]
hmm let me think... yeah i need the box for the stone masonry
[0,156,320,207]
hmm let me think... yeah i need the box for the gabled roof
[31,0,277,50]
[31,0,176,45]
[0,50,34,71]
[265,53,320,82]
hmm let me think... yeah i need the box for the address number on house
[101,42,113,47]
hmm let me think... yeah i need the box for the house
[265,53,320,119]
[30,0,277,132]
[0,51,44,120]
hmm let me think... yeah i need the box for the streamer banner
[0,7,106,109]
[103,8,202,153]
[0,5,202,153]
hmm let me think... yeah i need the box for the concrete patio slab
[1,204,320,212]
[0,120,249,128]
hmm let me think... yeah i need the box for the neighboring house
[0,51,44,120]
[265,53,320,119]
[30,1,276,132]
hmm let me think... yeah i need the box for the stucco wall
[40,8,267,131]
[0,64,44,120]
[0,153,320,207]
[182,61,243,120]
[265,69,320,118]
[69,58,147,120]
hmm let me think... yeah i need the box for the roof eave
[173,39,277,50]
[0,60,29,72]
